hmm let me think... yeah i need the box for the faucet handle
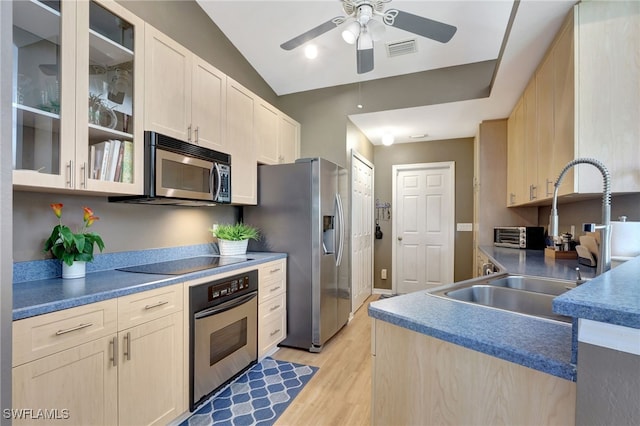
[583,223,597,232]
[575,267,588,286]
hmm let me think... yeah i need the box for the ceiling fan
[280,0,457,74]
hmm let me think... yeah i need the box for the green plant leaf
[213,222,260,241]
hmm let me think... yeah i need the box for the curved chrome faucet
[548,158,611,275]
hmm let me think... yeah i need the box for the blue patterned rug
[181,357,318,426]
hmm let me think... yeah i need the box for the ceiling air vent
[386,39,417,58]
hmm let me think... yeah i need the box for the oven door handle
[194,291,257,320]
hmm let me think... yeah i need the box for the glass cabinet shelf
[88,123,132,141]
[89,29,133,67]
[13,0,60,43]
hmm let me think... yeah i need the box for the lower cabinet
[12,284,185,426]
[257,259,287,358]
[372,320,576,426]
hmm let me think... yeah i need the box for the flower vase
[62,261,86,279]
[218,239,248,256]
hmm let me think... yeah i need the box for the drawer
[118,283,183,330]
[259,276,285,304]
[13,299,118,367]
[258,292,285,319]
[258,307,286,357]
[259,260,285,284]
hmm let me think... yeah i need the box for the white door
[393,162,455,294]
[351,151,374,313]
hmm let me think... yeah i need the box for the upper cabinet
[507,2,639,206]
[144,25,227,153]
[256,99,300,165]
[226,78,257,205]
[12,0,144,195]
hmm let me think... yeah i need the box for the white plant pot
[62,261,86,279]
[218,239,248,256]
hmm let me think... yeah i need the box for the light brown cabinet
[12,284,185,426]
[372,320,576,425]
[226,77,257,205]
[13,0,144,194]
[257,259,287,358]
[144,25,226,153]
[507,3,640,206]
[256,101,300,165]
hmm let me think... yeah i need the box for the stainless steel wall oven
[189,270,258,411]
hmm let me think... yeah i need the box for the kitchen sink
[486,275,575,296]
[430,275,574,323]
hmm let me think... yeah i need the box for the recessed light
[382,133,394,146]
[304,44,318,59]
[357,104,363,109]
[410,134,427,139]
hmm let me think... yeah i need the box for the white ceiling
[197,0,577,145]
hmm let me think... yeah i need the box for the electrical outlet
[381,269,387,280]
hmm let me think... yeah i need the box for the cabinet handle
[270,286,281,292]
[269,329,281,337]
[194,126,199,143]
[270,304,281,312]
[187,125,192,142]
[144,300,169,310]
[529,184,537,200]
[546,179,553,197]
[66,160,73,188]
[269,268,281,274]
[56,322,93,335]
[124,332,131,361]
[110,336,118,367]
[80,162,87,188]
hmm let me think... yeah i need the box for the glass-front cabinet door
[12,0,143,194]
[12,0,74,189]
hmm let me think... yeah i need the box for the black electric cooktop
[116,256,252,275]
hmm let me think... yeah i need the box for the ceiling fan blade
[357,47,374,74]
[280,17,346,51]
[383,9,457,43]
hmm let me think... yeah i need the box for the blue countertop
[369,246,638,381]
[13,249,286,321]
[553,255,640,329]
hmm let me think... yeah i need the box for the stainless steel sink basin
[444,285,571,323]
[487,275,575,296]
[430,275,575,323]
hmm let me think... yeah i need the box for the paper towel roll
[610,221,640,257]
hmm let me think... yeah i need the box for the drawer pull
[269,329,281,337]
[55,322,93,335]
[270,305,281,312]
[270,286,281,292]
[269,268,281,273]
[144,300,169,310]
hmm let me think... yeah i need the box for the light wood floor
[272,295,379,426]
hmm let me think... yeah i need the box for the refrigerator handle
[335,193,345,266]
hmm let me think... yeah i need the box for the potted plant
[44,204,105,278]
[210,222,260,256]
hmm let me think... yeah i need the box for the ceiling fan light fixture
[367,20,386,42]
[357,29,373,50]
[342,21,361,45]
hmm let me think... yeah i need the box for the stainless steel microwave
[109,131,231,206]
[493,226,545,249]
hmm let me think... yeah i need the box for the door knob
[398,236,403,241]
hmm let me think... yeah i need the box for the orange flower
[83,207,94,222]
[86,215,99,227]
[50,203,63,218]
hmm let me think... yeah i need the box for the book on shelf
[89,145,96,179]
[106,139,121,181]
[92,140,111,180]
[121,141,134,184]
[113,142,125,182]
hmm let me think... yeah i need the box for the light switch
[457,223,473,232]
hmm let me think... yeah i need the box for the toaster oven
[493,226,545,249]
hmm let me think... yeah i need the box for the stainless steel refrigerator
[245,158,350,352]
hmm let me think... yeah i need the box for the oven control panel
[208,275,250,301]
